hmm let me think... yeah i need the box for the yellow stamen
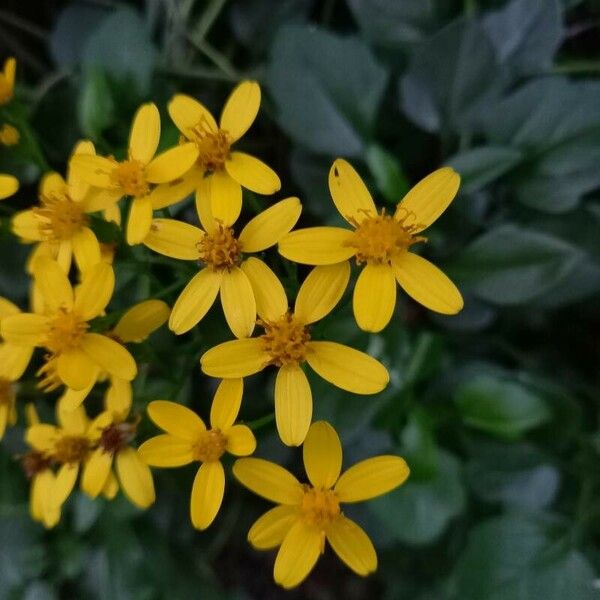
[192,429,226,462]
[111,159,149,197]
[33,191,88,241]
[36,357,63,392]
[53,435,89,464]
[260,313,310,367]
[197,223,242,271]
[348,208,426,265]
[44,309,88,354]
[300,486,340,529]
[189,118,231,172]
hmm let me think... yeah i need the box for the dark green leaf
[366,144,410,202]
[78,68,115,139]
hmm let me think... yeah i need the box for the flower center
[98,421,137,455]
[260,313,310,367]
[188,119,231,172]
[44,309,89,355]
[348,209,426,265]
[111,159,149,197]
[0,377,14,407]
[54,435,89,464]
[300,486,340,529]
[33,191,88,241]
[21,451,51,479]
[192,429,227,462]
[197,224,243,271]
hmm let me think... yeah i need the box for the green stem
[192,0,227,41]
[246,412,275,431]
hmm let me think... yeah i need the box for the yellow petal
[82,188,123,213]
[72,227,101,273]
[239,197,302,253]
[220,267,256,339]
[0,297,20,318]
[144,218,204,260]
[32,256,73,312]
[145,143,199,184]
[225,152,280,195]
[209,378,243,430]
[248,505,298,550]
[81,333,137,381]
[102,203,121,226]
[275,365,312,447]
[334,456,410,503]
[240,257,288,322]
[303,421,342,490]
[190,461,225,530]
[392,252,463,315]
[68,142,95,201]
[169,268,222,334]
[57,350,97,390]
[274,520,322,589]
[12,210,42,241]
[112,299,170,343]
[40,172,67,197]
[73,262,115,320]
[0,313,47,347]
[147,400,205,440]
[326,516,377,576]
[353,263,396,332]
[26,424,59,452]
[168,94,218,137]
[150,169,203,210]
[294,262,350,325]
[200,338,269,378]
[116,447,155,509]
[196,170,242,227]
[306,341,389,394]
[69,154,115,189]
[102,471,119,500]
[278,227,356,265]
[58,380,94,411]
[137,434,194,467]
[56,240,73,272]
[104,377,132,419]
[128,103,160,164]
[0,405,9,439]
[82,447,113,498]
[0,344,33,380]
[57,401,89,435]
[329,159,376,224]
[219,80,260,142]
[0,174,18,200]
[225,425,256,456]
[395,167,460,232]
[126,195,153,245]
[51,463,79,508]
[233,458,303,505]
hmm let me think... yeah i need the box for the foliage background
[1,0,600,598]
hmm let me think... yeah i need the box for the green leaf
[400,408,439,480]
[482,0,563,77]
[78,67,115,139]
[400,17,503,133]
[446,146,523,193]
[455,374,551,439]
[368,450,466,545]
[447,224,584,304]
[267,24,388,156]
[366,144,410,202]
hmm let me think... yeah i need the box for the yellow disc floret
[197,224,243,271]
[33,191,88,241]
[260,313,310,367]
[111,159,149,197]
[189,118,231,172]
[300,486,341,529]
[192,429,227,462]
[44,309,89,354]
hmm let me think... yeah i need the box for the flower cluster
[0,58,464,589]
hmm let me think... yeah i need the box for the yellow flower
[12,141,122,274]
[279,159,464,332]
[0,173,18,200]
[144,196,301,338]
[0,57,16,105]
[138,379,255,529]
[168,81,281,226]
[81,383,155,509]
[0,257,137,391]
[200,262,389,446]
[234,421,410,589]
[70,103,200,245]
[0,297,34,382]
[0,123,19,146]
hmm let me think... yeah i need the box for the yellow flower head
[200,262,389,446]
[234,421,410,589]
[279,159,464,332]
[0,123,19,146]
[138,378,256,529]
[144,196,301,338]
[168,81,281,225]
[0,257,137,391]
[69,103,200,245]
[12,141,122,274]
[0,57,16,105]
[0,173,18,201]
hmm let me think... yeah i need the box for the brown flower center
[192,429,227,462]
[347,209,426,265]
[197,223,243,271]
[188,118,231,172]
[33,191,88,241]
[300,486,340,529]
[21,451,51,479]
[98,421,137,455]
[44,309,89,355]
[111,159,149,197]
[54,435,89,464]
[260,313,310,367]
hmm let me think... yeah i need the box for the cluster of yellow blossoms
[0,57,464,588]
